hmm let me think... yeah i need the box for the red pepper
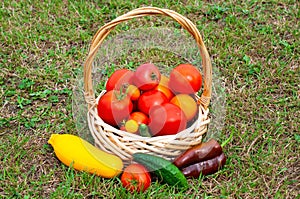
[173,138,223,168]
[181,153,226,178]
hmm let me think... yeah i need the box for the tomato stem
[115,83,129,101]
[151,72,158,81]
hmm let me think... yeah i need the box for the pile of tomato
[97,63,202,136]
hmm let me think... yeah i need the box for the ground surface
[0,1,299,198]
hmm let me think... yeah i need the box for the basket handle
[84,7,212,109]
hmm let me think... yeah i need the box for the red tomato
[121,164,151,193]
[137,90,168,115]
[97,90,133,126]
[106,69,134,91]
[148,103,187,136]
[169,64,202,94]
[133,63,161,91]
[130,111,149,125]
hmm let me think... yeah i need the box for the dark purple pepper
[181,153,226,178]
[173,138,223,168]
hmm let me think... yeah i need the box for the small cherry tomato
[125,119,139,134]
[133,63,161,91]
[97,90,133,126]
[121,163,151,193]
[126,84,140,101]
[106,69,134,91]
[170,94,198,122]
[148,103,187,136]
[130,111,149,125]
[169,64,202,94]
[137,90,168,115]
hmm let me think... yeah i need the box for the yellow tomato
[159,75,170,87]
[170,94,198,122]
[125,119,139,134]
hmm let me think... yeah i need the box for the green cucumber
[132,153,188,189]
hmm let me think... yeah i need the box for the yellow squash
[48,134,123,178]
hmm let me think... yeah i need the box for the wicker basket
[83,7,212,163]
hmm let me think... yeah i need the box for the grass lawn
[1,0,299,198]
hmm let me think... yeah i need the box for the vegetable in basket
[129,111,149,125]
[169,63,202,94]
[97,90,133,126]
[106,69,134,91]
[133,63,161,91]
[138,124,152,137]
[170,94,198,122]
[154,75,174,101]
[137,90,168,115]
[124,119,139,134]
[148,102,187,136]
[126,84,140,101]
[48,134,123,178]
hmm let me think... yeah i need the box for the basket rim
[83,6,212,109]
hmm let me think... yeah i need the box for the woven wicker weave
[83,7,212,163]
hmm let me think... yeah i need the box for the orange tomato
[170,94,198,122]
[129,111,149,125]
[154,75,174,101]
[126,84,140,101]
[154,84,174,101]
